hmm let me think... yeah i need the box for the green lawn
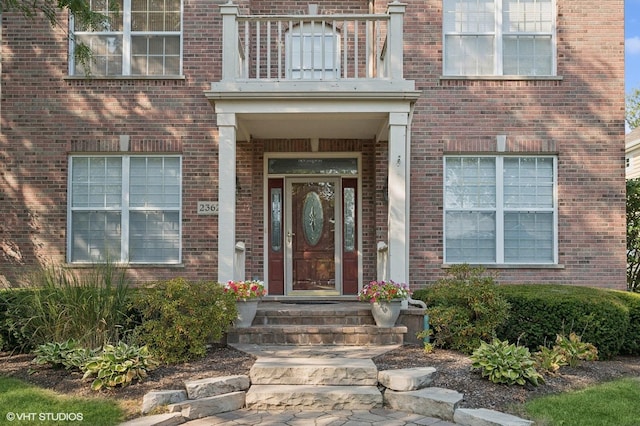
[0,376,124,426]
[525,378,640,426]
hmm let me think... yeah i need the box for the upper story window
[444,155,557,264]
[70,0,182,76]
[443,0,555,77]
[286,23,339,79]
[68,155,182,264]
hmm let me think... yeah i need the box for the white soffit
[237,112,387,140]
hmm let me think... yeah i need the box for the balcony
[209,1,416,100]
[206,2,418,140]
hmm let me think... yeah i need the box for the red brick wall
[0,0,626,289]
[1,3,224,285]
[404,0,626,288]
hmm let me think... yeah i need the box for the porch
[205,2,420,296]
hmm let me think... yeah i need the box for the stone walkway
[181,408,457,425]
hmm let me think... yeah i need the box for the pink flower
[224,280,266,301]
[358,280,410,303]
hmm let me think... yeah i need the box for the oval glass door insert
[302,191,324,246]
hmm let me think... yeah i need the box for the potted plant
[224,280,266,328]
[358,280,411,327]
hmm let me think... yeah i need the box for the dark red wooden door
[290,181,337,291]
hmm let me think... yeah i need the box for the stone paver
[181,409,458,426]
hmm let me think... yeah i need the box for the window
[68,156,182,263]
[286,23,339,79]
[444,156,556,264]
[71,0,182,76]
[443,0,555,76]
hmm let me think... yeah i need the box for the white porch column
[220,2,239,81]
[218,113,237,283]
[387,1,406,80]
[388,112,409,284]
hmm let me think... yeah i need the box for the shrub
[413,265,510,354]
[471,339,544,386]
[496,285,628,359]
[610,290,640,355]
[83,342,158,391]
[2,263,132,351]
[32,340,96,370]
[132,278,237,364]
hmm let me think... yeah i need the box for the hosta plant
[534,345,568,375]
[83,342,158,391]
[553,332,598,367]
[33,340,96,370]
[471,339,544,386]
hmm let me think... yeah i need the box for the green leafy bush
[413,265,510,354]
[471,339,544,386]
[83,342,158,391]
[133,278,237,364]
[610,290,640,355]
[496,285,628,359]
[2,263,132,351]
[33,340,96,370]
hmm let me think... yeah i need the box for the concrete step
[226,324,407,345]
[254,303,375,326]
[250,357,378,385]
[245,384,383,410]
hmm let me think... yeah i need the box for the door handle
[287,231,295,243]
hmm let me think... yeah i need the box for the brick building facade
[0,0,626,292]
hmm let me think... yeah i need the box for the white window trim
[442,0,557,77]
[443,154,558,265]
[67,154,183,265]
[69,0,184,77]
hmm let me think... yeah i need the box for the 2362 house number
[197,201,219,215]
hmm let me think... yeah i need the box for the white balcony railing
[219,2,407,82]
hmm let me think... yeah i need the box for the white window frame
[67,155,182,264]
[443,155,558,265]
[70,0,184,76]
[442,0,557,77]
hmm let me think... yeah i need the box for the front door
[286,178,341,295]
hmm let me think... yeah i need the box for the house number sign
[197,201,219,215]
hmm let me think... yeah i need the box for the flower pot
[235,300,259,328]
[370,300,402,327]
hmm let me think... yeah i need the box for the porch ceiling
[237,112,388,140]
